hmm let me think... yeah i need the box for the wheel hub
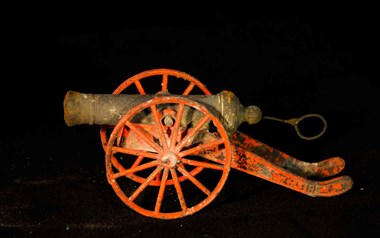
[161,151,180,168]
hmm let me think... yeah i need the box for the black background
[1,4,379,238]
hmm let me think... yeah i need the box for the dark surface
[1,6,379,238]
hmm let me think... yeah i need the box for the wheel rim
[100,69,211,184]
[105,96,231,219]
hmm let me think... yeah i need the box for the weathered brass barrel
[63,90,262,134]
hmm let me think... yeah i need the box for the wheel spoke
[169,103,185,150]
[112,146,159,159]
[129,165,163,202]
[161,74,168,92]
[131,155,145,169]
[111,156,125,172]
[177,166,211,196]
[170,168,187,211]
[181,158,224,170]
[126,121,163,153]
[134,80,146,94]
[150,105,169,150]
[183,82,195,95]
[112,155,146,180]
[116,126,125,146]
[112,160,160,179]
[175,115,210,153]
[155,168,169,213]
[179,138,226,158]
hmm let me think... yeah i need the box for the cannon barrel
[63,90,262,134]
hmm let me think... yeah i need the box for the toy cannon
[63,68,353,219]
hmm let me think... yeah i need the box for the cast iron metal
[63,68,353,219]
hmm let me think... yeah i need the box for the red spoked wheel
[105,96,231,219]
[100,69,211,185]
[100,68,211,151]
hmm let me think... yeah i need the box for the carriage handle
[263,113,327,140]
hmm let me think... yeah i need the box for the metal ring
[294,114,327,140]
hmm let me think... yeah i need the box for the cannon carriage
[63,68,353,219]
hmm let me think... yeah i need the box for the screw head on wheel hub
[161,152,180,168]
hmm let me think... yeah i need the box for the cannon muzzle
[63,90,262,134]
